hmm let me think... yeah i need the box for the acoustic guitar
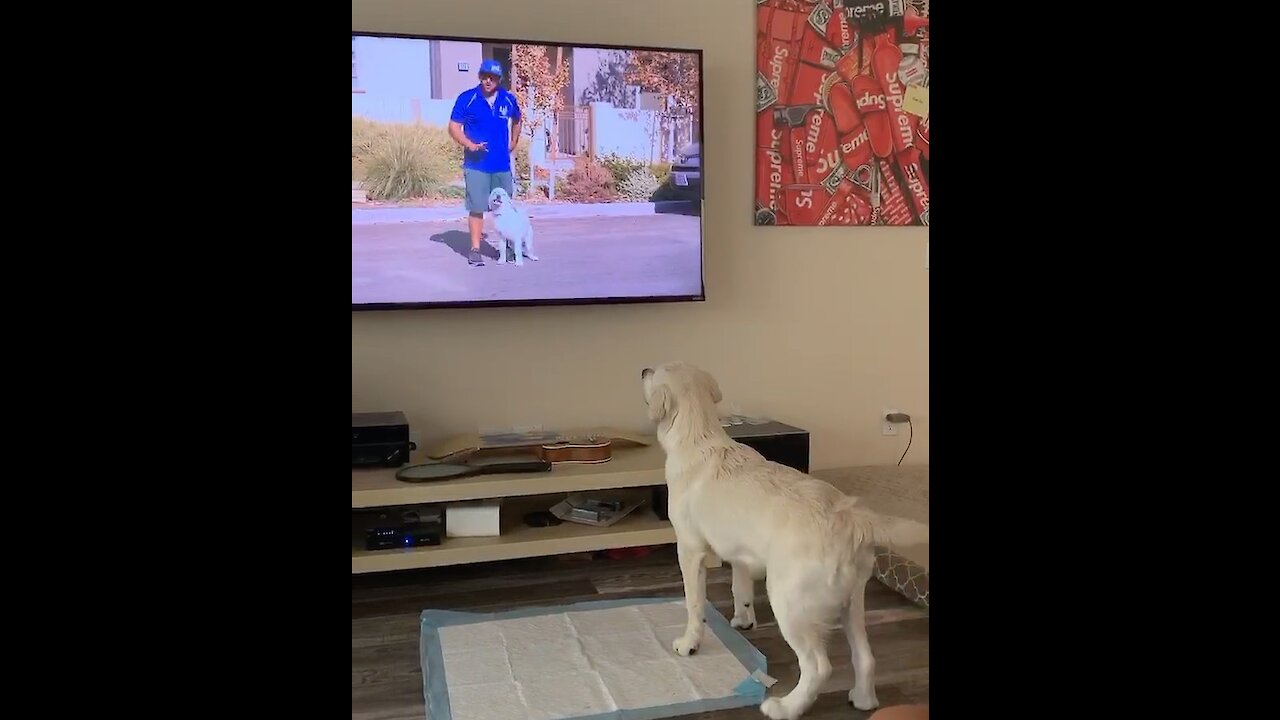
[536,435,613,464]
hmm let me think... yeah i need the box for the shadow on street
[430,230,500,261]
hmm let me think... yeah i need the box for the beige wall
[437,40,483,101]
[351,0,929,470]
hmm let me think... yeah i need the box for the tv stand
[351,441,676,574]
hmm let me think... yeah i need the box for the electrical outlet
[882,408,900,436]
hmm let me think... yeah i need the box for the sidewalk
[351,200,698,226]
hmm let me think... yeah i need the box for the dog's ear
[695,368,723,404]
[647,383,672,422]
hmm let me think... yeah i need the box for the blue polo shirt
[450,85,522,174]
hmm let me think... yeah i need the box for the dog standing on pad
[641,362,929,719]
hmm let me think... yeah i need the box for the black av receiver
[352,411,412,468]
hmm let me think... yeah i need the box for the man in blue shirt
[448,59,523,266]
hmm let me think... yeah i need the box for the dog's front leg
[674,540,708,656]
[730,563,756,630]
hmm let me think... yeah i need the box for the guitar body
[537,436,613,464]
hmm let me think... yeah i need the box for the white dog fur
[641,362,929,719]
[487,187,538,265]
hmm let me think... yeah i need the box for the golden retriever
[641,362,929,718]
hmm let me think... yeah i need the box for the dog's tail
[835,496,929,550]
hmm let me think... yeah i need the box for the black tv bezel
[351,30,707,312]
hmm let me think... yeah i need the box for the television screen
[352,32,705,310]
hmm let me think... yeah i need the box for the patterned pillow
[875,548,928,608]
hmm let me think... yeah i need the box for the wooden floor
[352,546,929,720]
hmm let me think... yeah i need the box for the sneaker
[469,249,484,266]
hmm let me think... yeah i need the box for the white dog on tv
[487,187,538,266]
[640,362,929,719]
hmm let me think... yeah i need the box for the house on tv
[351,35,697,165]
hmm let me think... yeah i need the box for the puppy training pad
[420,597,771,720]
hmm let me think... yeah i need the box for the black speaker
[725,421,811,473]
[651,421,809,520]
[352,411,411,468]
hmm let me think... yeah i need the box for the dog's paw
[672,634,699,656]
[526,254,539,261]
[759,698,796,720]
[731,607,756,630]
[847,688,878,712]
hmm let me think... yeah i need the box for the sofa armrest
[813,464,929,607]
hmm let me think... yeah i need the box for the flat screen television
[352,31,705,311]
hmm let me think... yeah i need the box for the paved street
[352,213,704,305]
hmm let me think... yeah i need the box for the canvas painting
[754,0,929,227]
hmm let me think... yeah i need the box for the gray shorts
[464,169,514,214]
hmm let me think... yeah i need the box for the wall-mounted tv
[352,31,705,311]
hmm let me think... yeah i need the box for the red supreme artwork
[755,0,929,227]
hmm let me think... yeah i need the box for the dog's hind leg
[730,563,756,630]
[844,548,879,711]
[523,225,538,261]
[513,231,524,266]
[761,586,832,720]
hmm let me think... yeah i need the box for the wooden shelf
[351,441,675,574]
[351,443,667,509]
[351,494,673,573]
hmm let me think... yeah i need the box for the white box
[446,500,502,537]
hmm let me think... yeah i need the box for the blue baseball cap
[479,59,503,78]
